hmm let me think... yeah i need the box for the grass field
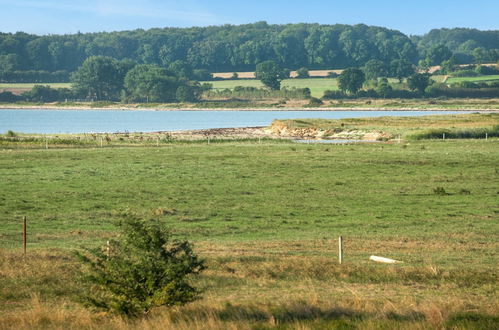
[447,75,499,84]
[0,83,71,90]
[0,127,498,328]
[204,78,340,98]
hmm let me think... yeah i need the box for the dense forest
[413,28,499,64]
[0,23,498,82]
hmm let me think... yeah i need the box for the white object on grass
[369,255,403,264]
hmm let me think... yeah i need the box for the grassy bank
[272,112,499,140]
[0,135,498,328]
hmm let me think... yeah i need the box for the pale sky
[0,0,498,35]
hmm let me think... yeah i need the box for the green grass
[204,78,339,97]
[0,133,498,328]
[1,139,498,260]
[447,75,499,84]
[0,82,72,89]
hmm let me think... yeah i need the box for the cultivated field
[0,119,498,328]
[205,78,340,98]
[0,83,71,95]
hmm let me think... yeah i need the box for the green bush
[409,125,499,140]
[306,97,323,107]
[0,91,22,102]
[75,214,205,316]
[450,70,480,77]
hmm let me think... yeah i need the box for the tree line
[3,23,490,80]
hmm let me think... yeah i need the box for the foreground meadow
[0,138,498,329]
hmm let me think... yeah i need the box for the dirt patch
[168,126,279,140]
[212,70,344,79]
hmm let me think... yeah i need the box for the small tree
[362,59,388,81]
[408,73,431,94]
[389,59,414,83]
[375,78,393,98]
[75,215,205,316]
[296,67,310,79]
[255,60,287,90]
[338,68,365,94]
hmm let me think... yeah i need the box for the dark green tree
[176,85,199,102]
[424,44,453,66]
[123,64,178,102]
[389,59,414,82]
[338,68,365,94]
[407,73,431,94]
[167,60,193,79]
[75,215,205,316]
[71,56,124,100]
[472,47,486,64]
[375,78,393,98]
[255,60,287,90]
[21,85,62,102]
[440,56,458,74]
[362,59,388,81]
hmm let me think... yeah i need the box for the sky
[0,0,498,36]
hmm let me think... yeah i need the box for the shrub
[296,67,310,79]
[450,70,479,77]
[0,91,21,102]
[433,187,448,195]
[475,65,499,75]
[409,126,499,140]
[451,81,479,89]
[75,215,205,316]
[21,85,63,102]
[306,97,323,107]
[322,90,349,99]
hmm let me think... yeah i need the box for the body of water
[0,109,469,134]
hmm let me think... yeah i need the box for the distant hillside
[0,23,497,79]
[413,28,499,63]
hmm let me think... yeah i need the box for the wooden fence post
[23,216,27,255]
[338,236,343,264]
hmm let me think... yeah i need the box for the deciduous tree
[255,60,288,90]
[338,68,365,94]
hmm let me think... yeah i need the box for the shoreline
[1,104,499,112]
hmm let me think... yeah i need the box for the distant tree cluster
[69,56,202,102]
[413,28,499,65]
[0,23,418,79]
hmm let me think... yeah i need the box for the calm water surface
[0,109,468,134]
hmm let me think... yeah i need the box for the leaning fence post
[338,236,343,264]
[23,216,27,255]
